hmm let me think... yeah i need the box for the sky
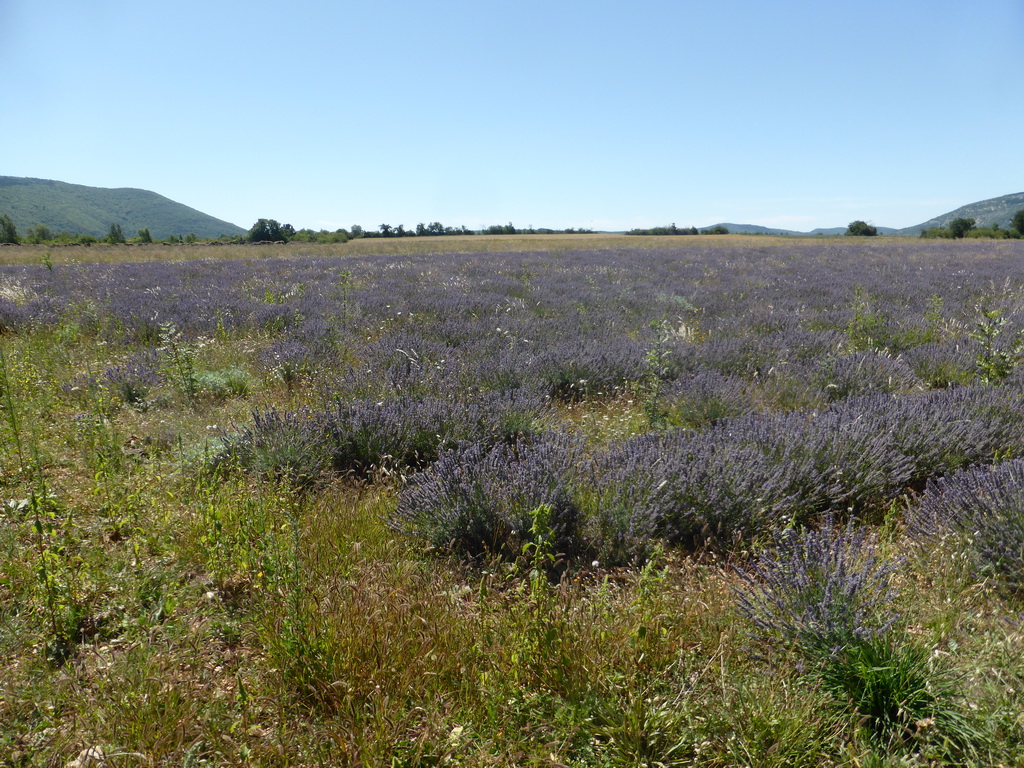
[3,0,1023,233]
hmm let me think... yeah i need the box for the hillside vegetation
[0,177,245,240]
[897,191,1024,235]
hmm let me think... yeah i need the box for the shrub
[211,407,330,486]
[258,339,320,388]
[656,370,755,428]
[734,519,900,658]
[900,341,975,389]
[907,459,1024,591]
[216,389,546,484]
[103,350,162,406]
[813,350,920,402]
[392,435,594,566]
[533,336,648,401]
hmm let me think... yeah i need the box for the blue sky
[4,0,1023,232]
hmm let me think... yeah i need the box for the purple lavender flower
[734,518,901,656]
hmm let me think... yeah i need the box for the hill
[707,223,899,236]
[0,176,246,239]
[708,223,806,236]
[895,191,1024,236]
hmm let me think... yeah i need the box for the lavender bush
[734,518,901,657]
[813,350,921,401]
[907,459,1024,591]
[656,370,755,428]
[102,349,163,406]
[216,387,547,482]
[392,435,592,565]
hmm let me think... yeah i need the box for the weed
[193,366,252,399]
[28,489,89,664]
[158,321,200,403]
[0,343,27,470]
[592,687,693,766]
[970,305,1023,383]
[820,636,985,757]
[847,285,890,351]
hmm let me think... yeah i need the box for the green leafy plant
[193,367,252,399]
[27,489,89,665]
[637,317,675,428]
[523,503,558,584]
[0,344,27,470]
[506,503,570,690]
[970,306,1023,383]
[847,285,889,351]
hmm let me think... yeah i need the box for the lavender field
[4,237,1024,766]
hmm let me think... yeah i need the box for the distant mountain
[0,176,246,239]
[709,223,807,236]
[706,223,899,237]
[894,192,1024,236]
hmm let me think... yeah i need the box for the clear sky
[4,0,1023,232]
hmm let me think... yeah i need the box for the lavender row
[394,383,1024,564]
[907,459,1024,591]
[212,387,547,484]
[3,244,1024,397]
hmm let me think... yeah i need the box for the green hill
[707,223,899,236]
[0,176,246,239]
[895,191,1024,236]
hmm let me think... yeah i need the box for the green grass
[3,243,1024,766]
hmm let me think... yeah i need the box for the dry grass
[0,232,855,267]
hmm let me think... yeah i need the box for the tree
[1012,209,1024,236]
[137,228,153,243]
[0,214,19,244]
[247,219,290,242]
[948,217,976,239]
[106,223,125,244]
[485,223,517,235]
[846,220,878,236]
[27,224,52,244]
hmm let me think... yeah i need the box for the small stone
[66,746,105,768]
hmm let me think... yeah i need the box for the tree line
[0,216,234,245]
[917,211,1024,239]
[625,223,730,236]
[0,214,598,245]
[356,222,593,239]
[845,210,1024,239]
[7,212,1022,245]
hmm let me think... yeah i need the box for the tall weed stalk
[0,344,26,470]
[158,322,200,404]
